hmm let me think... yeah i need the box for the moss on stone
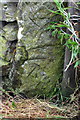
[1,2,64,98]
[0,36,7,59]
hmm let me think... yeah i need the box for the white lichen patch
[16,17,24,41]
[17,27,23,40]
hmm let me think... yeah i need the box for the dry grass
[0,89,79,119]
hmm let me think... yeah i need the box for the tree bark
[61,2,77,96]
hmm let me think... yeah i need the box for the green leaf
[12,101,17,108]
[58,30,61,34]
[56,24,67,27]
[48,9,59,14]
[74,60,80,68]
[47,25,56,30]
[77,2,80,5]
[68,12,71,18]
[48,9,64,17]
[47,0,80,70]
[71,42,78,45]
[52,31,56,36]
[64,34,70,39]
[66,39,78,46]
[52,29,58,36]
[63,7,73,10]
[50,21,58,24]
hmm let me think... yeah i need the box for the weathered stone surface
[0,2,18,89]
[0,2,17,22]
[0,36,8,66]
[15,2,64,97]
[3,23,18,41]
[0,22,18,65]
[0,2,64,98]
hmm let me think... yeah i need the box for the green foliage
[49,82,71,105]
[0,87,17,109]
[74,60,80,68]
[48,0,80,70]
[12,101,17,108]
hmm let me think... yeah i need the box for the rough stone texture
[0,2,64,97]
[15,2,64,97]
[3,22,18,41]
[0,2,18,89]
[0,2,17,22]
[0,22,18,65]
[0,2,18,66]
[0,36,8,66]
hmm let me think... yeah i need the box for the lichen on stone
[1,1,64,98]
[15,2,64,98]
[0,2,17,22]
[3,23,18,41]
